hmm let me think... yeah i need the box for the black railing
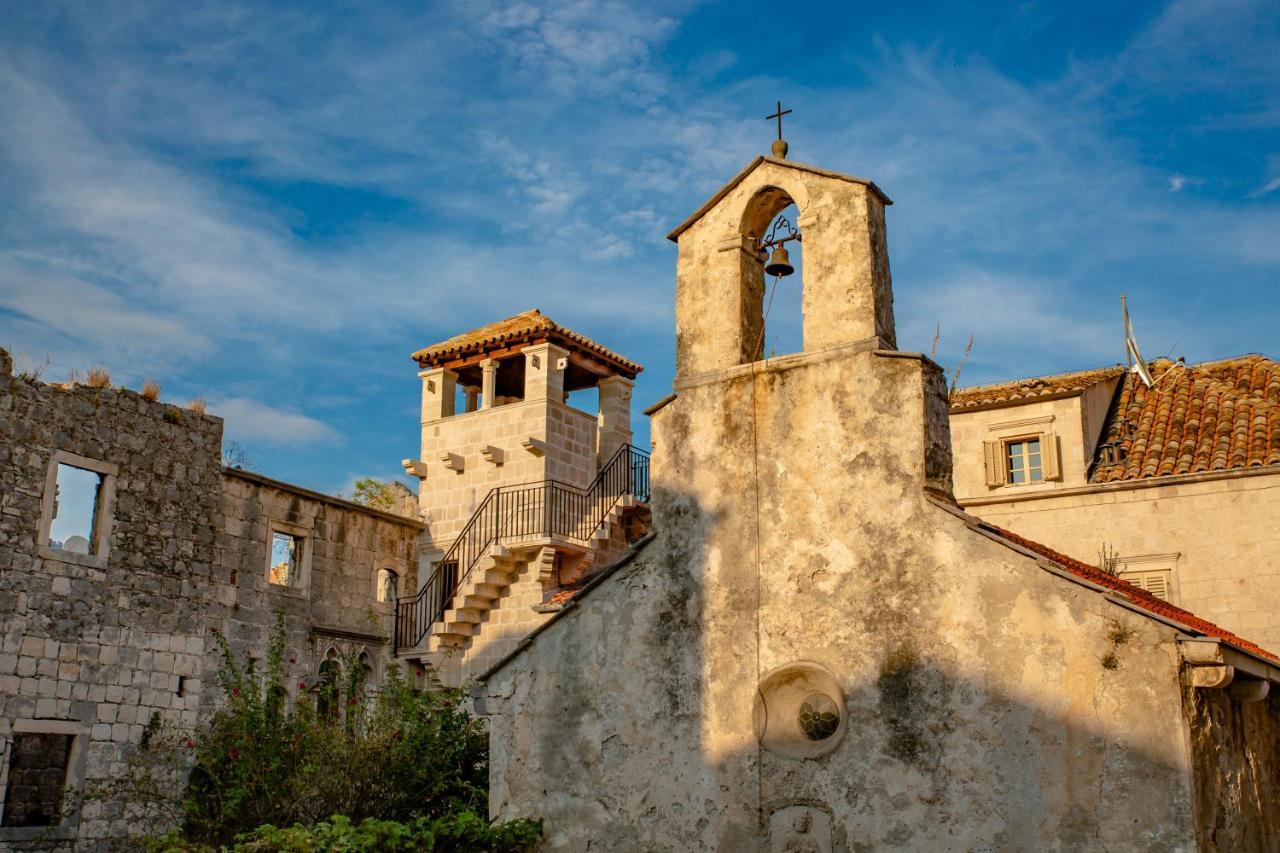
[394,444,650,652]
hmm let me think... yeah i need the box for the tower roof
[665,155,892,242]
[411,309,643,380]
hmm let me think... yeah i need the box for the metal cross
[766,101,792,141]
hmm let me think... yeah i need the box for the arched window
[741,188,804,362]
[355,651,373,695]
[376,568,399,603]
[316,649,341,721]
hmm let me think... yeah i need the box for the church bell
[764,245,795,278]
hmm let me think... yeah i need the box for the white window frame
[0,719,90,842]
[265,520,312,595]
[38,451,119,571]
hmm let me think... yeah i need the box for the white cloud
[1169,173,1187,192]
[211,398,341,446]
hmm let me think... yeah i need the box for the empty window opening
[47,464,105,555]
[759,204,804,360]
[355,651,373,696]
[176,676,187,697]
[316,651,341,720]
[1,733,73,828]
[269,531,304,587]
[1006,438,1044,484]
[564,385,598,418]
[376,568,399,603]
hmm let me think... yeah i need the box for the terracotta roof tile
[950,365,1126,411]
[411,309,642,377]
[1092,355,1280,483]
[987,522,1279,663]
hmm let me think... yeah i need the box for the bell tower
[666,152,896,377]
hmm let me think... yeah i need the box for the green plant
[82,611,534,848]
[164,409,183,424]
[351,477,398,512]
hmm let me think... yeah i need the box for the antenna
[1121,293,1155,388]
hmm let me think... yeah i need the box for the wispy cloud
[211,398,340,446]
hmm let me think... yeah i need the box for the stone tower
[397,310,649,684]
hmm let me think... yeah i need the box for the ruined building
[475,152,1280,850]
[0,306,650,845]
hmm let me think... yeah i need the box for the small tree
[352,477,397,512]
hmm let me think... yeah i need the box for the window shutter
[983,441,1007,488]
[1042,432,1062,481]
[1144,573,1169,600]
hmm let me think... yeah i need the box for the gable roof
[975,514,1279,663]
[928,497,1279,663]
[1092,354,1280,483]
[665,156,892,242]
[411,309,642,378]
[950,365,1127,412]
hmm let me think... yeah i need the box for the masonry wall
[418,399,599,552]
[959,473,1280,652]
[0,358,224,847]
[1182,681,1280,851]
[218,470,423,693]
[0,350,426,848]
[483,347,1202,851]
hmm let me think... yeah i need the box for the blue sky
[2,0,1277,496]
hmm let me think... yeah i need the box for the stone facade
[0,358,422,848]
[479,154,1280,850]
[950,373,1280,651]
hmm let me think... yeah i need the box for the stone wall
[959,473,1280,652]
[0,355,225,846]
[0,350,426,848]
[418,398,599,551]
[218,469,423,695]
[482,346,1203,851]
[1183,680,1280,851]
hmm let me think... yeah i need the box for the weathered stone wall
[1183,679,1280,851]
[0,350,426,847]
[483,346,1202,851]
[0,357,225,846]
[958,473,1280,652]
[218,470,423,694]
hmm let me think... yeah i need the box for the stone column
[419,368,458,423]
[522,343,570,403]
[464,387,480,413]
[480,359,498,410]
[597,376,634,463]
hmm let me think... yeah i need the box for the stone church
[2,141,1279,850]
[473,152,1280,850]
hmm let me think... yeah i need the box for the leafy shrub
[84,612,538,850]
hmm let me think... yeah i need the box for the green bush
[86,612,539,850]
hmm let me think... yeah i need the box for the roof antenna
[1122,293,1154,388]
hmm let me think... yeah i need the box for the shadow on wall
[483,480,1280,852]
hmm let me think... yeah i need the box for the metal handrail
[394,444,650,652]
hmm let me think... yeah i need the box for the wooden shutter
[983,441,1007,488]
[1123,569,1170,601]
[1042,432,1062,481]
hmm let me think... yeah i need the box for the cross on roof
[766,101,792,141]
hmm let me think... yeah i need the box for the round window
[798,693,840,741]
[753,661,846,759]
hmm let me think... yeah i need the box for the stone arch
[738,185,808,362]
[316,648,342,720]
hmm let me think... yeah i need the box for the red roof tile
[987,521,1279,663]
[411,309,642,377]
[950,365,1126,411]
[1092,355,1280,483]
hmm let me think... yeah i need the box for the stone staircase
[410,495,640,658]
